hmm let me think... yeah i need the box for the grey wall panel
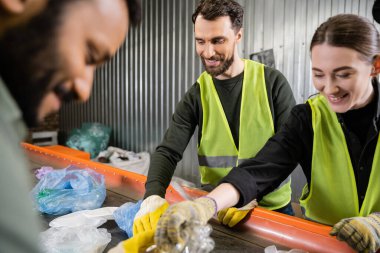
[60,0,377,193]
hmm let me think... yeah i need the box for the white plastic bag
[49,207,117,228]
[264,245,308,253]
[40,207,116,253]
[96,146,150,175]
[39,227,111,253]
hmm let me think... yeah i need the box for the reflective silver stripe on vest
[200,156,291,188]
[198,155,238,168]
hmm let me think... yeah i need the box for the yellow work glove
[154,197,217,252]
[108,230,155,253]
[133,195,169,235]
[330,212,380,253]
[217,199,258,227]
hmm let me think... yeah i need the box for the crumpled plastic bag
[66,122,111,158]
[264,245,308,253]
[39,226,111,253]
[31,166,106,215]
[49,207,117,228]
[113,201,142,238]
[96,147,150,175]
[35,166,54,180]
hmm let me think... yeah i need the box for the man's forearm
[144,149,178,198]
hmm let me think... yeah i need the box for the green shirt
[145,66,296,198]
[0,77,42,253]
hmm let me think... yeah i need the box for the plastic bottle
[146,222,215,253]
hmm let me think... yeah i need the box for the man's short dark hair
[192,0,243,31]
[126,0,142,26]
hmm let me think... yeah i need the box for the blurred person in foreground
[0,0,140,252]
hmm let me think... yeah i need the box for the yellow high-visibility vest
[300,95,380,225]
[197,59,291,210]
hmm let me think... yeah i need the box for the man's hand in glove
[217,199,258,227]
[330,212,380,253]
[133,195,169,235]
[154,197,217,251]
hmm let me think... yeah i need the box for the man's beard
[201,54,234,77]
[0,2,71,128]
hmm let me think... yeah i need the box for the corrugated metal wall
[243,0,377,104]
[60,0,377,194]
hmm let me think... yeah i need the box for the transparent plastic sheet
[39,227,111,253]
[149,222,215,253]
[49,207,117,228]
[114,201,143,238]
[31,166,106,215]
[264,245,308,253]
[35,166,54,180]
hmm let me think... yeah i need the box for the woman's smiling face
[311,43,375,113]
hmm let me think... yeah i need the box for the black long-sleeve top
[145,66,296,198]
[221,81,380,209]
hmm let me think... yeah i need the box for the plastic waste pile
[66,122,111,158]
[39,207,116,253]
[97,146,150,175]
[32,166,106,215]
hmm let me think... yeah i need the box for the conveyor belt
[28,147,269,252]
[24,143,355,253]
[38,189,268,252]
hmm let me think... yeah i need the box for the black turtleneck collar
[337,78,380,131]
[335,78,380,147]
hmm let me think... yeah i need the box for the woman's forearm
[207,183,240,211]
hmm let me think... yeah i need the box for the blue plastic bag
[32,166,106,215]
[113,200,142,238]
